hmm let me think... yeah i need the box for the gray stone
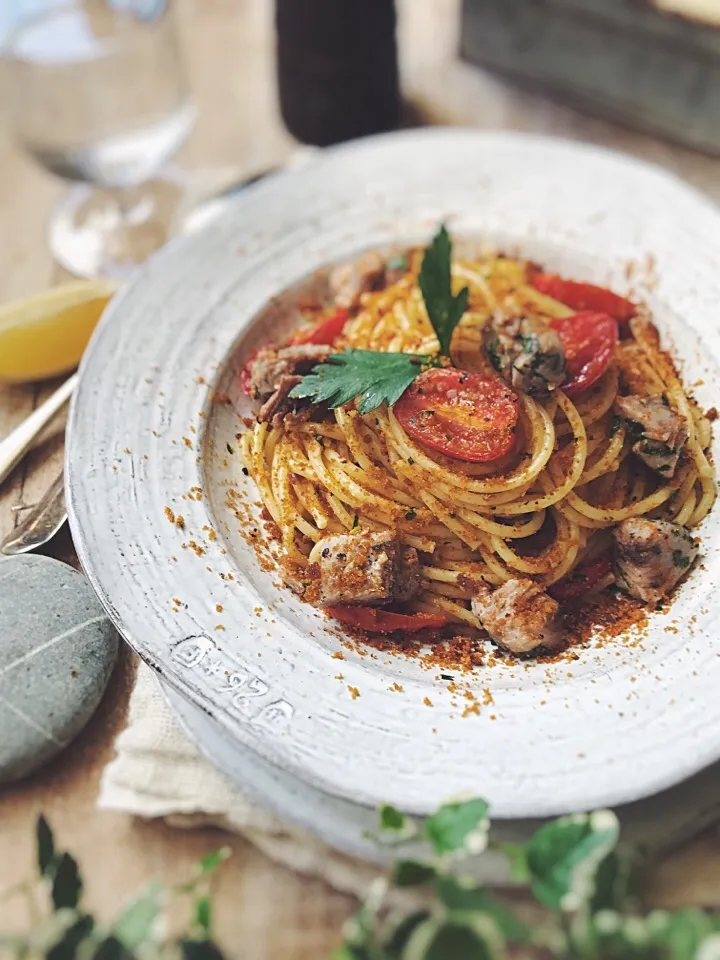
[0,555,118,784]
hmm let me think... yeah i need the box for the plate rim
[67,127,720,817]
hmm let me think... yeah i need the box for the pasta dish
[237,227,715,657]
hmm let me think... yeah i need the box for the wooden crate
[460,0,720,153]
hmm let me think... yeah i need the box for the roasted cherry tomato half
[532,273,637,323]
[548,552,613,604]
[550,311,618,397]
[290,308,348,346]
[327,606,447,634]
[393,368,520,463]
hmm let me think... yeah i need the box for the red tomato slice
[239,348,259,397]
[393,368,519,463]
[532,273,637,323]
[290,308,348,346]
[328,606,447,634]
[548,552,613,604]
[550,312,618,398]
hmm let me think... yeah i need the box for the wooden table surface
[2,0,720,955]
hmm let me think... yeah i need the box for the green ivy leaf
[198,848,231,876]
[92,935,135,960]
[401,915,503,960]
[113,882,163,949]
[591,851,636,913]
[384,911,431,958]
[380,805,407,831]
[418,225,469,357]
[524,810,620,910]
[393,861,436,888]
[647,909,715,960]
[180,939,226,960]
[194,895,212,936]
[435,877,530,944]
[423,799,489,856]
[36,815,55,877]
[51,853,83,910]
[45,914,94,960]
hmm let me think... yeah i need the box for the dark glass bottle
[275,0,400,146]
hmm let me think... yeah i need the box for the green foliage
[418,225,469,357]
[289,350,428,415]
[335,801,720,960]
[423,798,489,856]
[0,816,229,960]
[291,224,469,415]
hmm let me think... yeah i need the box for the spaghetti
[238,237,715,652]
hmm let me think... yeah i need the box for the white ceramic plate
[67,128,720,819]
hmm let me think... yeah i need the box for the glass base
[49,175,185,280]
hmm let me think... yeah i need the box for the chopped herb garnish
[610,414,621,436]
[226,442,234,455]
[290,225,468,414]
[407,457,414,465]
[672,549,690,569]
[314,434,325,446]
[405,508,417,520]
[486,338,503,372]
[352,514,359,529]
[241,467,249,476]
[419,225,469,356]
[291,350,430,415]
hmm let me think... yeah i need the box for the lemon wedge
[0,280,120,383]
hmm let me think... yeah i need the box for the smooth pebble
[0,554,118,783]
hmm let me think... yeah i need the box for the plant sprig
[289,225,469,415]
[335,801,720,960]
[1,816,230,960]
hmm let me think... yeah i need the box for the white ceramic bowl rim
[67,128,720,817]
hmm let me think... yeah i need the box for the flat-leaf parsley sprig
[289,224,469,415]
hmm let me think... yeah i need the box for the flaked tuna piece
[249,344,328,423]
[307,530,421,607]
[249,344,329,401]
[484,313,566,397]
[615,394,688,478]
[471,578,564,654]
[329,252,387,310]
[613,518,698,606]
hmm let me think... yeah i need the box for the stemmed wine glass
[3,0,195,279]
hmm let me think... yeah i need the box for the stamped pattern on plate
[171,635,294,731]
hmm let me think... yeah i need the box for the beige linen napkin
[98,665,376,897]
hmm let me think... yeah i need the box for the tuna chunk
[249,344,328,400]
[613,518,698,606]
[329,252,387,310]
[484,313,566,397]
[471,578,564,654]
[309,531,421,607]
[249,344,328,423]
[615,395,688,478]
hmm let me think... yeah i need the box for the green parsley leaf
[289,350,427,415]
[419,225,469,357]
[672,549,690,569]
